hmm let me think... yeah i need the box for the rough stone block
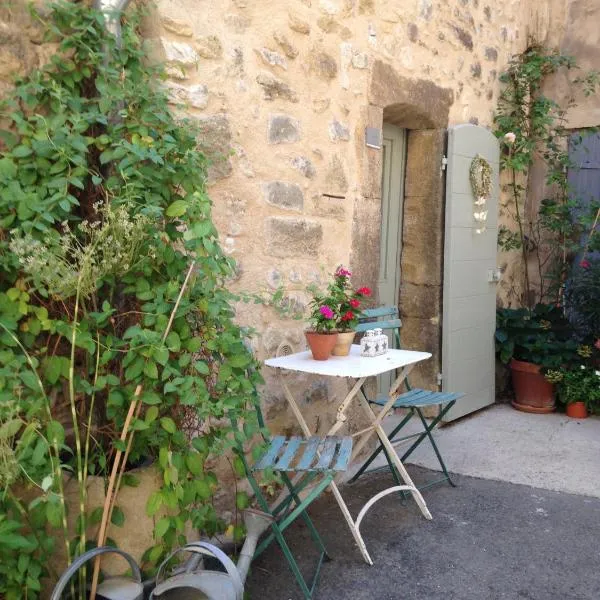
[195,114,233,182]
[268,114,301,144]
[264,181,304,211]
[328,119,350,141]
[288,13,311,34]
[310,50,338,79]
[324,155,348,195]
[195,35,223,59]
[162,39,198,66]
[0,23,34,77]
[407,22,419,42]
[398,317,440,389]
[369,61,453,128]
[165,82,208,109]
[290,156,316,178]
[351,51,369,69]
[350,195,381,300]
[257,73,299,102]
[401,207,443,286]
[399,282,441,319]
[161,16,193,37]
[265,217,323,257]
[403,130,445,198]
[273,31,299,59]
[485,47,498,61]
[256,47,287,70]
[452,25,473,50]
[224,13,251,33]
[313,194,346,221]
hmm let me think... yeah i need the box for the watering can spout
[237,508,274,584]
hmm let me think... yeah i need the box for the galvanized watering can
[150,508,273,600]
[50,508,273,600]
[50,546,144,600]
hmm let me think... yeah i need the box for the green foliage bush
[0,2,259,595]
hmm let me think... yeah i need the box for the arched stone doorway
[350,60,453,390]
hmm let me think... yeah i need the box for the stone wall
[146,0,550,427]
[1,0,565,427]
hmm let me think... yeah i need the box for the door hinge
[437,372,443,386]
[441,155,448,171]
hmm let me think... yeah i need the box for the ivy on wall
[494,43,599,307]
[0,2,260,595]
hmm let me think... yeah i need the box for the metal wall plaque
[365,127,382,149]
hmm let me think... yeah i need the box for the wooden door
[378,123,406,393]
[442,125,500,421]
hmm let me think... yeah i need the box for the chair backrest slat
[355,318,402,333]
[361,306,398,318]
[357,305,410,390]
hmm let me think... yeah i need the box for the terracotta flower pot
[331,331,356,356]
[566,401,588,419]
[305,331,338,361]
[510,358,555,414]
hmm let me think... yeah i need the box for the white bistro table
[264,344,433,565]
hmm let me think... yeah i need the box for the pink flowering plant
[307,266,372,333]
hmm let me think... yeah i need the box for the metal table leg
[278,372,374,565]
[354,373,433,521]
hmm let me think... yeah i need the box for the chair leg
[349,407,413,484]
[280,472,331,561]
[251,473,333,599]
[399,403,457,487]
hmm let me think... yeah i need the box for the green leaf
[154,346,169,366]
[185,452,203,475]
[44,356,63,385]
[144,407,158,425]
[160,417,177,434]
[125,357,144,381]
[186,337,203,352]
[142,391,162,405]
[165,200,188,217]
[111,506,125,527]
[41,475,53,492]
[229,354,251,368]
[46,502,63,528]
[235,491,249,510]
[144,360,158,379]
[0,419,22,440]
[155,517,170,538]
[165,331,181,352]
[193,361,209,375]
[13,145,33,158]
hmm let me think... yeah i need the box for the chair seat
[253,435,352,473]
[372,388,464,408]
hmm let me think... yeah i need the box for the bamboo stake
[90,261,196,599]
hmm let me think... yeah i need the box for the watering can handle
[50,546,142,600]
[154,541,244,600]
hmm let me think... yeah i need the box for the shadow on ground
[245,467,600,600]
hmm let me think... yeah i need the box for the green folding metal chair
[350,306,463,491]
[233,393,352,599]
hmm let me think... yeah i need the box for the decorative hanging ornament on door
[469,154,492,234]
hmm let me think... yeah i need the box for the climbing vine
[0,2,259,596]
[494,43,600,307]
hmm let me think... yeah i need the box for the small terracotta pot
[566,401,588,419]
[331,331,356,356]
[305,331,338,361]
[510,358,555,414]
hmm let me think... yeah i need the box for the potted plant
[496,304,578,413]
[305,267,372,360]
[546,363,600,418]
[330,267,371,356]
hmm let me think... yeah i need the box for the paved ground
[245,467,600,599]
[352,404,600,499]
